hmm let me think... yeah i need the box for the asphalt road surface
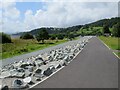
[32,37,118,88]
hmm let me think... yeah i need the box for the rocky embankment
[0,36,92,89]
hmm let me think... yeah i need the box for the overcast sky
[0,0,119,34]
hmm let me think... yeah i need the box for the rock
[35,57,44,61]
[1,85,9,90]
[49,61,62,69]
[24,70,32,77]
[16,72,25,78]
[63,61,69,66]
[23,77,31,84]
[17,68,25,72]
[0,71,11,79]
[25,66,33,72]
[48,65,56,73]
[10,69,18,77]
[20,63,29,69]
[33,68,44,79]
[12,79,28,89]
[43,68,53,76]
[63,56,69,62]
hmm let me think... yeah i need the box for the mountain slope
[13,17,120,36]
[84,17,120,28]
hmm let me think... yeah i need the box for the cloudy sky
[0,0,119,34]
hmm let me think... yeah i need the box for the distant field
[99,36,120,58]
[1,39,67,59]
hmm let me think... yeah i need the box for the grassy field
[99,36,120,58]
[1,39,67,59]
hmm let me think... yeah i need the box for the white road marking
[113,52,120,59]
[28,39,90,89]
[98,37,119,59]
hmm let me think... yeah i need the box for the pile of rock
[0,36,92,89]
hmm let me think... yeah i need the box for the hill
[13,17,120,36]
[84,17,120,28]
[14,25,83,36]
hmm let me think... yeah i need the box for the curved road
[31,37,118,88]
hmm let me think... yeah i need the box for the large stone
[33,68,44,79]
[63,56,69,62]
[10,69,18,77]
[12,79,28,89]
[23,77,31,84]
[1,85,9,90]
[0,71,11,79]
[24,70,32,77]
[49,61,62,69]
[43,68,53,76]
[20,63,29,69]
[16,72,25,78]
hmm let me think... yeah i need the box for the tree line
[1,17,119,44]
[80,22,120,37]
[20,28,78,43]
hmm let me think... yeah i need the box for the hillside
[13,17,120,36]
[14,25,83,36]
[84,17,120,28]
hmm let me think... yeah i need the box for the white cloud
[0,1,21,33]
[0,1,118,34]
[24,10,38,30]
[3,7,20,19]
[32,2,118,28]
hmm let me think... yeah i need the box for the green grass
[1,39,67,59]
[99,36,120,50]
[115,52,120,58]
[99,36,120,58]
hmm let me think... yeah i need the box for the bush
[103,25,111,34]
[20,33,34,39]
[50,34,56,40]
[35,28,49,43]
[0,32,12,43]
[57,34,64,40]
[111,23,120,37]
[68,33,75,40]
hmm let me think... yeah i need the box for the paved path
[32,37,118,88]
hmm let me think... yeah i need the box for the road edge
[28,38,91,89]
[98,37,120,59]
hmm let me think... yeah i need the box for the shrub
[103,25,111,34]
[57,34,64,40]
[35,28,49,43]
[111,23,120,37]
[0,32,12,43]
[50,34,56,40]
[20,33,34,39]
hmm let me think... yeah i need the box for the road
[32,37,118,88]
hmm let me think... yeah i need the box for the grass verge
[99,36,120,50]
[1,39,67,59]
[99,36,120,58]
[115,52,120,58]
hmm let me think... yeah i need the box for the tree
[111,23,120,37]
[103,25,111,34]
[20,33,34,39]
[68,33,75,40]
[50,34,56,40]
[0,32,12,43]
[35,28,49,43]
[57,34,64,40]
